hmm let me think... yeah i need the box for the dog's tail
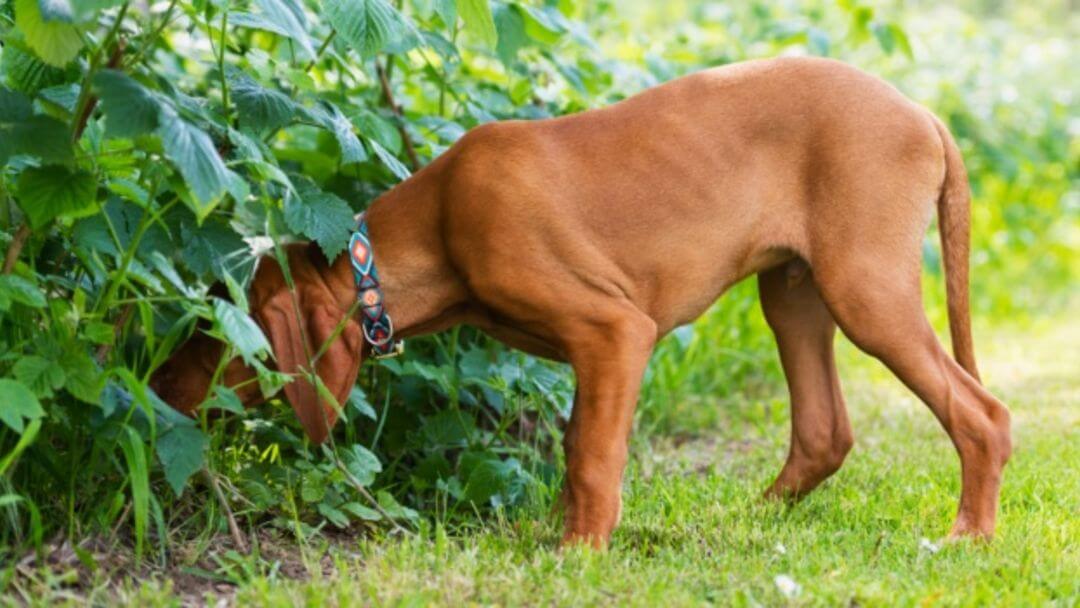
[930,114,980,382]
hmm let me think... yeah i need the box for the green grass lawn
[17,313,1080,606]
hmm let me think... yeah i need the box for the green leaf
[0,378,45,434]
[347,385,377,420]
[284,181,355,260]
[13,356,66,398]
[433,0,455,29]
[156,425,208,496]
[255,0,315,57]
[369,139,411,180]
[60,349,102,404]
[342,444,382,486]
[494,4,527,66]
[206,386,245,414]
[157,107,233,217]
[14,0,84,67]
[180,219,247,280]
[15,165,96,229]
[458,0,497,49]
[213,298,271,365]
[229,70,297,132]
[324,0,410,57]
[308,102,367,165]
[0,275,46,308]
[93,70,162,138]
[0,39,71,95]
[0,87,73,166]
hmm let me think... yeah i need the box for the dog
[151,57,1012,547]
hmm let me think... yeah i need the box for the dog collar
[349,214,403,358]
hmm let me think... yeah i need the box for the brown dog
[151,57,1012,547]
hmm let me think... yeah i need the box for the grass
[9,309,1080,606]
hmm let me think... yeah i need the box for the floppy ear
[253,258,363,444]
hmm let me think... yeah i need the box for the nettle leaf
[60,349,103,404]
[13,0,83,67]
[180,219,248,280]
[255,0,315,57]
[0,87,73,166]
[0,274,47,310]
[494,4,527,66]
[93,70,162,138]
[342,444,382,486]
[156,425,208,496]
[307,102,367,164]
[0,40,71,95]
[0,378,45,434]
[157,107,234,217]
[347,385,377,420]
[13,355,66,398]
[324,0,409,57]
[369,138,411,180]
[229,70,297,132]
[213,298,271,365]
[457,0,497,49]
[284,181,354,260]
[15,165,97,229]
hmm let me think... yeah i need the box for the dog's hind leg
[759,260,853,500]
[811,246,1011,539]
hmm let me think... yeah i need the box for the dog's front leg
[560,308,656,548]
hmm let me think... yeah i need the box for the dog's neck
[326,162,468,338]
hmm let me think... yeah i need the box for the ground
[9,314,1080,606]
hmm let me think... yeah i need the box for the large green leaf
[0,378,45,434]
[255,0,315,57]
[0,274,47,310]
[180,218,248,280]
[0,40,71,95]
[15,165,97,229]
[284,181,355,260]
[213,298,271,365]
[342,444,382,486]
[157,107,233,217]
[307,102,367,164]
[229,70,297,132]
[93,70,162,138]
[156,425,208,496]
[494,4,527,66]
[12,355,65,398]
[0,87,73,166]
[324,0,409,57]
[13,0,83,67]
[458,0,497,49]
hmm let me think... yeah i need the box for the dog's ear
[251,250,363,444]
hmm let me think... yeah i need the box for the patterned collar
[349,214,403,358]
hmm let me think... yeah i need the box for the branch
[375,58,421,171]
[2,224,31,275]
[202,466,249,553]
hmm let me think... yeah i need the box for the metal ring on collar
[362,314,395,347]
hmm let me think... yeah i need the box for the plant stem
[305,28,337,71]
[375,58,422,171]
[202,466,249,553]
[2,224,31,274]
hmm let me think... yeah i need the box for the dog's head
[150,243,364,443]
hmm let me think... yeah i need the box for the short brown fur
[152,57,1012,547]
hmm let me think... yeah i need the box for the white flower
[774,574,801,599]
[774,542,787,555]
[919,537,941,554]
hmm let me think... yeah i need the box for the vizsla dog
[152,57,1012,547]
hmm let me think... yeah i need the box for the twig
[2,223,31,274]
[375,58,422,171]
[95,303,134,364]
[305,28,337,71]
[202,466,249,553]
